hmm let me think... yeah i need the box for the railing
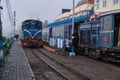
[0,37,14,66]
[3,37,14,54]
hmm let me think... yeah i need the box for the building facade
[94,0,120,16]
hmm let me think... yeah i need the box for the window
[35,22,40,29]
[100,15,112,31]
[103,0,107,8]
[113,0,118,4]
[25,22,31,29]
[64,25,68,38]
[96,0,100,10]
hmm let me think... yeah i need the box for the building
[57,0,94,20]
[94,0,120,16]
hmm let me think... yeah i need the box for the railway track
[26,48,89,80]
[24,48,66,80]
[24,48,120,80]
[33,49,90,80]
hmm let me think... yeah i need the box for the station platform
[0,41,35,80]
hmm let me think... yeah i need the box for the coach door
[80,23,91,45]
[91,21,100,47]
[114,13,120,47]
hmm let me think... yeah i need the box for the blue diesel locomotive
[22,19,43,48]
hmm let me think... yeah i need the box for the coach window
[57,27,59,37]
[56,27,58,37]
[55,27,56,37]
[92,28,96,35]
[59,26,61,37]
[106,15,111,30]
[52,27,55,37]
[49,28,52,37]
[52,27,53,37]
[57,27,58,37]
[64,25,68,39]
[54,27,56,37]
[47,29,50,37]
[60,26,62,37]
[53,27,55,37]
[58,27,60,37]
[52,28,53,37]
[55,27,57,37]
[81,30,86,44]
[100,15,112,31]
[62,26,64,37]
[100,17,104,31]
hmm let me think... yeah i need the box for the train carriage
[79,20,100,58]
[43,6,120,62]
[43,8,93,51]
[21,19,43,48]
[43,22,73,51]
[99,13,120,61]
[78,13,120,62]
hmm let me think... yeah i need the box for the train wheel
[88,50,94,58]
[101,54,109,62]
[85,48,89,55]
[88,50,100,60]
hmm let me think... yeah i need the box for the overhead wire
[5,0,14,28]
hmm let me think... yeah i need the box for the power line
[5,0,14,28]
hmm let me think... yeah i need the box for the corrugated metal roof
[47,8,94,27]
[47,14,92,27]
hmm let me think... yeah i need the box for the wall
[94,0,120,14]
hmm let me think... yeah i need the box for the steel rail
[34,49,89,80]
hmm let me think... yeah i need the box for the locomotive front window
[35,22,40,29]
[31,20,36,24]
[25,22,31,29]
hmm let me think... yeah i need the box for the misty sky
[1,0,79,37]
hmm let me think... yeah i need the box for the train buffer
[0,41,35,80]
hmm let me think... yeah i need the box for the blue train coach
[78,13,120,62]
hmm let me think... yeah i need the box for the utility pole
[69,0,75,57]
[14,11,16,36]
[0,0,3,59]
[0,0,3,40]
